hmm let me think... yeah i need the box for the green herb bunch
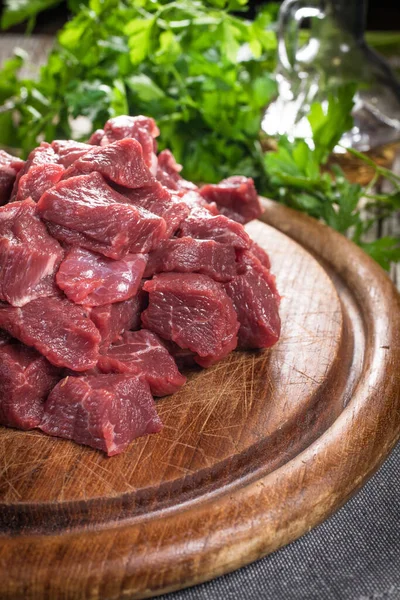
[264,87,400,268]
[1,0,278,186]
[0,0,399,268]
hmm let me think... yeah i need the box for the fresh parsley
[0,0,398,269]
[263,88,400,269]
[0,0,278,188]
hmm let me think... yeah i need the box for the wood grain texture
[0,201,398,600]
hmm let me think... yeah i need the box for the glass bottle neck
[325,0,367,40]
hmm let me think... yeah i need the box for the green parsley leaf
[0,0,398,268]
[360,237,400,271]
[308,83,356,163]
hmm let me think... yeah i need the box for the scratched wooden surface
[0,221,342,505]
[0,205,398,599]
[0,36,399,600]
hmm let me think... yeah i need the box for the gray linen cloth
[164,443,400,600]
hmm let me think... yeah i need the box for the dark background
[0,0,399,33]
[254,0,400,30]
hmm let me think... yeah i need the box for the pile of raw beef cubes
[0,115,280,455]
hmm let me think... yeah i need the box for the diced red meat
[51,140,92,167]
[11,143,59,201]
[120,182,190,237]
[103,115,159,143]
[0,166,17,206]
[0,150,25,172]
[47,221,165,260]
[199,176,262,224]
[0,114,281,455]
[0,330,11,346]
[0,341,61,430]
[249,241,271,270]
[0,199,64,306]
[98,116,160,173]
[62,139,155,189]
[0,296,101,371]
[13,164,65,203]
[156,149,198,193]
[224,252,281,349]
[236,250,280,302]
[56,247,146,306]
[88,129,105,145]
[98,330,186,397]
[179,203,251,249]
[145,237,237,282]
[21,143,58,172]
[11,142,58,177]
[155,150,180,191]
[89,293,146,349]
[142,273,239,367]
[45,223,121,259]
[40,374,162,456]
[27,274,60,301]
[0,150,25,206]
[180,190,218,213]
[122,290,147,331]
[37,173,167,259]
[161,340,197,369]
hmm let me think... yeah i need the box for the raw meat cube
[13,164,65,203]
[142,273,239,367]
[0,330,11,346]
[10,143,59,201]
[96,116,159,173]
[0,150,24,172]
[0,150,24,171]
[179,202,251,249]
[0,166,17,205]
[40,374,162,456]
[180,190,218,213]
[0,296,101,371]
[0,199,64,306]
[98,330,186,396]
[236,250,280,302]
[37,172,167,259]
[156,149,198,193]
[62,139,155,188]
[103,115,159,144]
[249,241,271,270]
[0,341,61,430]
[10,145,62,204]
[0,114,281,454]
[224,252,281,349]
[144,237,237,282]
[199,176,262,224]
[51,140,92,167]
[20,143,58,172]
[88,129,105,145]
[89,293,146,349]
[56,247,147,306]
[120,182,190,237]
[155,150,180,191]
[45,223,124,260]
[161,340,197,369]
[0,150,25,205]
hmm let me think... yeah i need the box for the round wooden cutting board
[0,200,399,600]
